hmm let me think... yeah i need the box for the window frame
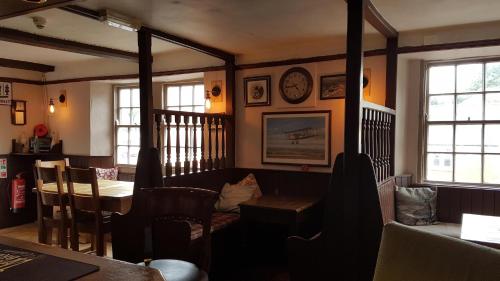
[422,57,500,187]
[114,84,141,167]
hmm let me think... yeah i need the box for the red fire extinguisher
[10,173,26,213]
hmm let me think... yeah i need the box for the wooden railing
[153,109,232,177]
[361,101,396,183]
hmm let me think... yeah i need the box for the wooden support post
[138,28,154,150]
[225,60,236,168]
[385,37,398,109]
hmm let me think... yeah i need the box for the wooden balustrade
[361,101,395,183]
[153,109,231,177]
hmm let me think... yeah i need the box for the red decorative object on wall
[33,124,48,137]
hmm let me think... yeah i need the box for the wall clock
[279,67,313,104]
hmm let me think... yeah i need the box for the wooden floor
[0,223,290,281]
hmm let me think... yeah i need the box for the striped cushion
[190,212,240,240]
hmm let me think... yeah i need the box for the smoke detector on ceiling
[32,16,47,29]
[22,0,48,3]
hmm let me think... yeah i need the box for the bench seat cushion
[411,222,461,238]
[191,212,240,240]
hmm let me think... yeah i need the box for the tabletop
[39,180,134,199]
[239,195,320,213]
[0,236,164,281]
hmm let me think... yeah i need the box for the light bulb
[49,98,55,114]
[205,98,211,110]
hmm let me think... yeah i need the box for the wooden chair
[34,159,70,248]
[140,187,218,279]
[66,167,111,256]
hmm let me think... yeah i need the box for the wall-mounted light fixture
[205,85,221,111]
[48,98,55,114]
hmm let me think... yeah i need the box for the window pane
[455,154,481,183]
[429,65,455,94]
[119,88,130,107]
[426,153,453,181]
[485,93,500,120]
[167,86,180,106]
[484,154,500,184]
[428,95,454,121]
[457,63,483,93]
[180,86,193,106]
[456,94,483,121]
[117,146,128,164]
[486,62,500,91]
[129,146,139,165]
[129,127,140,146]
[117,127,128,145]
[194,106,205,113]
[131,88,140,107]
[455,125,482,153]
[484,124,500,153]
[119,108,131,125]
[131,108,141,125]
[194,85,205,105]
[427,125,453,152]
[180,106,193,112]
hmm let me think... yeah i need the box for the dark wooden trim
[365,1,398,38]
[236,48,386,70]
[144,27,234,62]
[0,0,75,20]
[138,28,154,150]
[398,38,500,54]
[0,27,138,62]
[385,37,398,109]
[0,58,54,73]
[44,65,225,85]
[58,5,101,20]
[224,61,236,168]
[0,77,43,85]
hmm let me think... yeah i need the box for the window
[424,60,500,185]
[163,83,205,165]
[115,86,140,165]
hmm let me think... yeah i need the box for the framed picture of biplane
[261,110,331,166]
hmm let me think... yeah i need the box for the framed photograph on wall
[244,75,271,107]
[262,111,331,166]
[320,74,346,100]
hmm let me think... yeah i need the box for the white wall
[90,82,113,156]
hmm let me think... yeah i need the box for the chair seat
[139,259,208,281]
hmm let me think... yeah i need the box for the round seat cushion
[139,259,208,281]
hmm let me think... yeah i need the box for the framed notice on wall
[0,82,12,106]
[0,159,7,179]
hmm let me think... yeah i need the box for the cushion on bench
[191,212,240,240]
[411,222,461,238]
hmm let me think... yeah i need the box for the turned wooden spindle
[165,114,172,177]
[184,115,190,174]
[207,116,213,171]
[221,117,226,169]
[175,114,181,176]
[214,116,220,170]
[155,114,162,152]
[200,116,206,171]
[192,115,198,173]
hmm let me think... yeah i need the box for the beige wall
[0,83,45,154]
[234,56,387,172]
[90,82,113,156]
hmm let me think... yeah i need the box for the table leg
[36,192,46,244]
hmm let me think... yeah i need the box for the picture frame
[11,100,26,126]
[320,74,346,100]
[244,75,271,107]
[262,110,331,167]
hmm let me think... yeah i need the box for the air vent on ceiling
[99,9,141,32]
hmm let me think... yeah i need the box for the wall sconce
[205,85,221,111]
[49,98,55,114]
[11,100,26,126]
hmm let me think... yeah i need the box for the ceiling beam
[0,58,54,72]
[59,5,235,62]
[0,0,75,20]
[345,0,398,38]
[0,27,138,62]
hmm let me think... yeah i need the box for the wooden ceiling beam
[345,0,398,38]
[0,27,138,62]
[0,58,54,72]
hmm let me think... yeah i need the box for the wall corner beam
[0,58,54,72]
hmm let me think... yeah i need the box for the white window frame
[114,84,140,167]
[422,58,500,187]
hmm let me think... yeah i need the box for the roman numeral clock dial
[279,67,313,104]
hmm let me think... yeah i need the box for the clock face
[279,67,313,104]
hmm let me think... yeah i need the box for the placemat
[0,244,99,281]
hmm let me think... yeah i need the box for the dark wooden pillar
[138,28,154,150]
[385,37,398,109]
[224,60,236,168]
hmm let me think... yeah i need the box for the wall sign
[0,159,7,179]
[0,82,12,106]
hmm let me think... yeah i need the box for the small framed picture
[244,76,271,107]
[320,74,345,100]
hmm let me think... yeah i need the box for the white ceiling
[0,0,500,69]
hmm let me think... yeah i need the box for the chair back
[34,159,69,207]
[142,187,218,271]
[66,167,103,226]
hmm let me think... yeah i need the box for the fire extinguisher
[10,173,26,213]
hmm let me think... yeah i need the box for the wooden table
[239,195,321,236]
[34,180,134,214]
[0,235,164,281]
[461,213,500,249]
